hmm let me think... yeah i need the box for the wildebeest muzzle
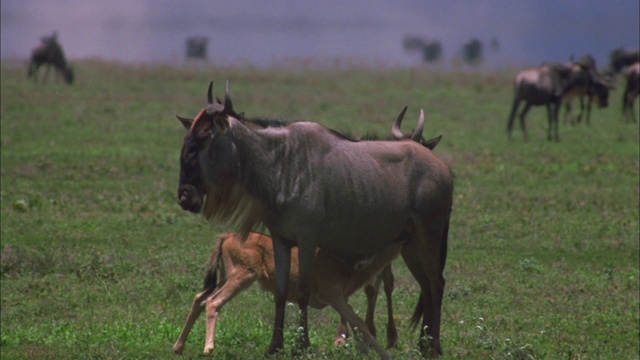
[178,184,203,213]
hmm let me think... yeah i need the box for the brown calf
[173,232,400,358]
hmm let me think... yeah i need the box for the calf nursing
[173,232,400,358]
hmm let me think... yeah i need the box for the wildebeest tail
[202,233,227,291]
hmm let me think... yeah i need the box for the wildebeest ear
[176,115,193,130]
[422,135,442,150]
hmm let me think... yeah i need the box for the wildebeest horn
[207,81,213,104]
[391,106,408,139]
[224,80,233,110]
[411,109,425,142]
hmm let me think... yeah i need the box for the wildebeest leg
[381,265,398,348]
[294,243,316,351]
[563,101,573,124]
[550,101,561,141]
[363,275,381,340]
[507,96,521,140]
[266,238,292,355]
[584,96,591,125]
[518,103,531,141]
[331,297,392,359]
[42,64,51,83]
[401,228,446,356]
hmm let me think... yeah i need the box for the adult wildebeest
[622,62,640,122]
[173,232,400,357]
[562,54,612,125]
[507,62,608,141]
[461,38,483,65]
[402,35,442,63]
[176,82,453,357]
[609,48,640,75]
[27,33,73,84]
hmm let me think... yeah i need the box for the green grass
[1,60,638,359]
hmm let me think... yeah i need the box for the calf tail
[202,233,227,291]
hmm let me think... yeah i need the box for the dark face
[176,81,238,213]
[178,130,205,213]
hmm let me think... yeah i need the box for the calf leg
[331,297,392,360]
[173,289,213,355]
[173,271,257,355]
[334,313,350,346]
[203,271,257,354]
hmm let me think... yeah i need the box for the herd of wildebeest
[26,32,639,358]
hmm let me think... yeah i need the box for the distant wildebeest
[622,62,640,122]
[27,32,73,84]
[507,62,609,141]
[609,48,640,75]
[461,38,483,65]
[562,54,612,125]
[186,36,209,60]
[402,35,442,63]
[176,82,454,357]
[173,232,400,357]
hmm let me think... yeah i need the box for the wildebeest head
[390,106,442,149]
[177,81,239,213]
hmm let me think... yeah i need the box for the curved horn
[411,109,425,142]
[207,81,213,104]
[224,80,233,110]
[391,106,408,139]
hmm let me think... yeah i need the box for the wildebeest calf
[27,33,73,84]
[173,232,400,358]
[622,62,640,122]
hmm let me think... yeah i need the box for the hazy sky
[2,0,638,68]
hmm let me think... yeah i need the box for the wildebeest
[622,62,640,122]
[609,48,640,75]
[562,54,612,125]
[402,35,442,63]
[461,38,483,65]
[507,62,608,141]
[173,232,400,357]
[27,32,73,84]
[176,82,454,356]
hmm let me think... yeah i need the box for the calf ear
[176,115,193,130]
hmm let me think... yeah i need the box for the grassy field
[1,60,638,359]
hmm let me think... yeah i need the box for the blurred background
[2,0,638,69]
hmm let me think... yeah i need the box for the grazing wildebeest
[507,62,608,141]
[461,38,483,65]
[622,62,640,122]
[609,48,640,75]
[176,82,454,356]
[173,232,400,357]
[402,35,442,63]
[562,54,612,125]
[27,33,73,84]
